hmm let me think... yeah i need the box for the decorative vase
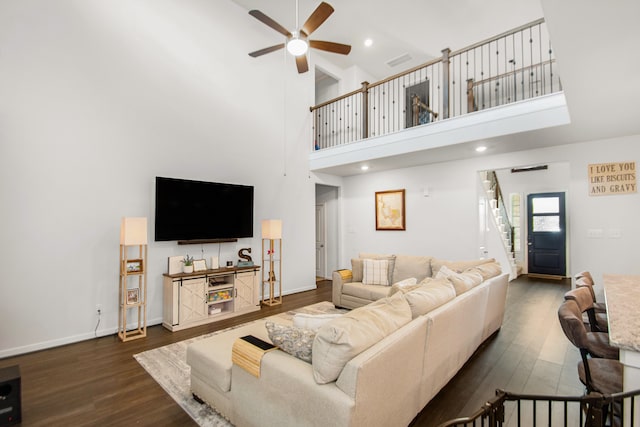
[183,265,194,274]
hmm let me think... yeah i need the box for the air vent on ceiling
[386,53,412,68]
[511,165,548,173]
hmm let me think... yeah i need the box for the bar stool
[575,271,607,313]
[558,299,622,393]
[560,293,619,359]
[558,299,622,426]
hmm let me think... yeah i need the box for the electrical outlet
[96,304,102,315]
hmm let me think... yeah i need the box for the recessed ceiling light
[361,165,369,171]
[475,146,487,153]
[364,38,373,47]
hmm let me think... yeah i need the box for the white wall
[0,0,316,357]
[339,137,640,289]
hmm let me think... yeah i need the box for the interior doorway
[315,204,326,279]
[484,162,570,276]
[527,192,567,278]
[315,67,339,104]
[315,184,339,280]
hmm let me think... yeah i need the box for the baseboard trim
[527,273,565,280]
[0,316,163,359]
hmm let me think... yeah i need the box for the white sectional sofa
[186,254,509,427]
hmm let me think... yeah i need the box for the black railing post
[441,48,451,119]
[361,81,369,139]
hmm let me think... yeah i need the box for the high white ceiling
[231,0,640,175]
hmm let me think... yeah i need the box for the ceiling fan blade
[309,40,351,55]
[249,43,285,58]
[301,2,334,36]
[295,55,309,73]
[249,10,292,37]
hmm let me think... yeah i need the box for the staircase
[481,170,519,279]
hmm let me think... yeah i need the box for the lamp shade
[261,219,282,239]
[120,217,148,245]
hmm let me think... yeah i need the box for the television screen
[155,177,254,241]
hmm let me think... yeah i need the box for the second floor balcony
[309,19,570,176]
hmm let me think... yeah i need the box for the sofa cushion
[393,255,433,283]
[293,313,343,331]
[467,262,502,280]
[265,322,316,363]
[342,281,393,302]
[431,257,495,275]
[186,320,270,394]
[312,292,411,384]
[404,278,456,318]
[362,259,390,286]
[435,265,483,296]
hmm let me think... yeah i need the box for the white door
[315,204,326,279]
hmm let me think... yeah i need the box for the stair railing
[437,388,640,427]
[485,170,515,255]
[310,18,561,151]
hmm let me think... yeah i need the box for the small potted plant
[182,255,194,274]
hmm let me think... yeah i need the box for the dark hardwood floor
[0,276,579,426]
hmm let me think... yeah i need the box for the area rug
[134,301,345,426]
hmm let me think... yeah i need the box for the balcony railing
[310,18,562,151]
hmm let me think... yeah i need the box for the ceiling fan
[248,1,351,74]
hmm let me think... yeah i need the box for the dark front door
[527,192,566,277]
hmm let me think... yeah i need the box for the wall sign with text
[588,161,636,196]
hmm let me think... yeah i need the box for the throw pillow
[312,292,411,384]
[435,265,483,296]
[403,278,456,318]
[362,259,389,286]
[265,322,316,363]
[358,253,396,284]
[389,277,419,295]
[293,313,343,331]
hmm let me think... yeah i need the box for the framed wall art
[125,259,143,273]
[126,288,140,305]
[375,189,406,230]
[193,259,207,272]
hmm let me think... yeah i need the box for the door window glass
[533,216,560,232]
[532,197,559,214]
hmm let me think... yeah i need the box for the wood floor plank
[0,276,586,427]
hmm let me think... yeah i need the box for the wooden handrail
[310,86,365,112]
[449,17,545,57]
[309,17,546,113]
[366,56,443,89]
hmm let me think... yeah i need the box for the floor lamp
[119,217,148,342]
[261,219,282,306]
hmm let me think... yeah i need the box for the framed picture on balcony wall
[405,81,430,128]
[375,189,406,231]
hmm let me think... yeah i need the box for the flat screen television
[155,177,254,241]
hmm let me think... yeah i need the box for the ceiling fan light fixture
[287,37,308,56]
